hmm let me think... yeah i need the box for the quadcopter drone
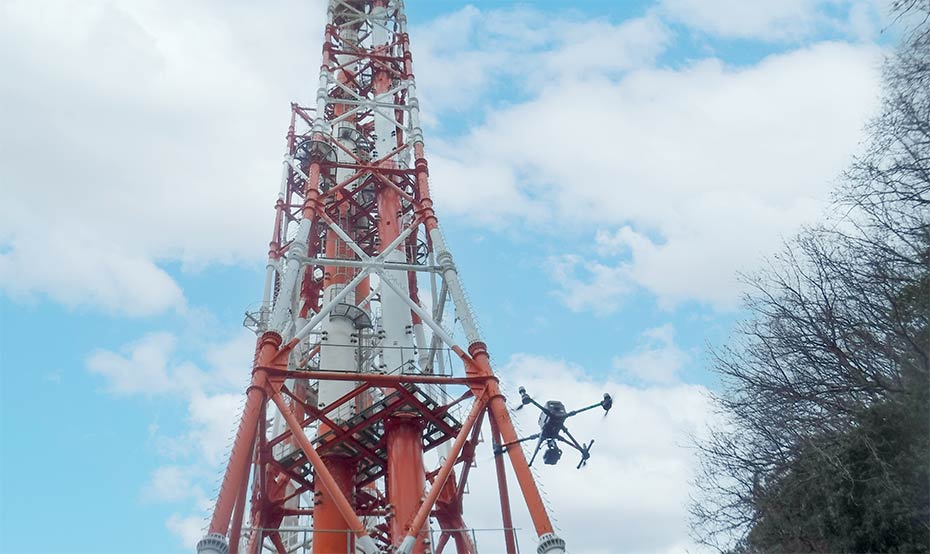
[493,387,613,469]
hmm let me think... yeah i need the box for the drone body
[493,388,613,469]
[538,401,568,438]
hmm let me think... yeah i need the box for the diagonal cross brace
[269,390,380,554]
[395,393,488,554]
[287,215,422,345]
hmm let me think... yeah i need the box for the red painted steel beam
[268,390,378,553]
[390,385,459,438]
[453,406,486,497]
[435,532,450,554]
[469,345,556,537]
[386,416,426,553]
[266,382,373,449]
[433,407,482,554]
[209,332,282,535]
[279,386,383,465]
[270,532,287,554]
[489,413,518,554]
[396,393,488,552]
[228,444,255,554]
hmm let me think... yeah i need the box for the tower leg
[469,346,567,554]
[208,385,263,536]
[312,457,357,554]
[386,416,426,553]
[206,334,280,542]
[228,450,253,554]
[435,532,450,553]
[199,389,261,554]
[396,395,487,554]
[489,415,518,554]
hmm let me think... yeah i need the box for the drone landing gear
[559,427,595,469]
[573,439,594,469]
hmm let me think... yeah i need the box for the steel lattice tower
[198,1,567,553]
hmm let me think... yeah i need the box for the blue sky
[0,0,895,552]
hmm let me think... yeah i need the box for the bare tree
[691,4,930,552]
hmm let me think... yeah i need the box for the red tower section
[198,1,567,553]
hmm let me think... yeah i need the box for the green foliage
[744,380,930,554]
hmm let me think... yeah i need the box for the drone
[493,387,613,469]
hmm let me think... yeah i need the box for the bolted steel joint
[537,533,567,554]
[196,533,229,554]
[436,251,455,271]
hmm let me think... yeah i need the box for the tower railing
[238,526,523,554]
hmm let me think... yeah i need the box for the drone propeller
[513,386,533,411]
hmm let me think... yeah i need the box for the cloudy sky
[0,0,894,552]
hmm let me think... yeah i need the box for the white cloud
[167,513,207,550]
[460,354,713,553]
[661,0,819,40]
[86,332,205,395]
[0,228,186,317]
[87,330,249,454]
[412,7,669,117]
[142,465,203,503]
[87,328,250,547]
[203,329,257,391]
[613,324,691,383]
[658,0,885,41]
[186,392,243,465]
[85,328,245,528]
[431,41,881,310]
[0,0,884,318]
[547,254,632,315]
[543,16,670,78]
[0,0,326,315]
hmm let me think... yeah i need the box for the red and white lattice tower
[197,1,567,553]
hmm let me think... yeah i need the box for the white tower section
[317,287,358,418]
[371,1,416,376]
[378,254,414,373]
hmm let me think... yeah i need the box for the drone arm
[523,396,551,415]
[494,433,540,455]
[565,401,605,418]
[558,427,586,452]
[515,387,552,415]
[567,392,613,416]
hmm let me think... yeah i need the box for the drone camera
[543,440,562,465]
